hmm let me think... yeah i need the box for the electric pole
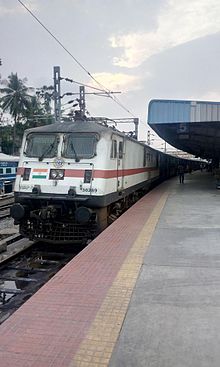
[134,118,139,139]
[53,66,61,123]
[79,86,85,117]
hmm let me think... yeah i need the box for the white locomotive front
[11,119,160,243]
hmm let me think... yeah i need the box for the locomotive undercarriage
[20,217,98,244]
[17,200,99,244]
[13,187,149,244]
[18,202,123,244]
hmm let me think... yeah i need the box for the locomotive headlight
[51,170,58,179]
[49,169,65,180]
[57,170,64,179]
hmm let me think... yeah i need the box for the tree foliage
[0,73,54,155]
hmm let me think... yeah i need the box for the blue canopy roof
[148,99,220,159]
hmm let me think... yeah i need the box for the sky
[1,0,220,150]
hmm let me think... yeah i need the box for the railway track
[0,205,11,220]
[0,194,14,220]
[0,193,14,206]
[0,240,82,324]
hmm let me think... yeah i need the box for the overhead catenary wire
[61,99,78,106]
[60,77,110,93]
[61,105,77,113]
[17,0,136,118]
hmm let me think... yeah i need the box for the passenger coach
[0,153,19,194]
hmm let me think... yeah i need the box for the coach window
[0,169,3,174]
[110,140,117,159]
[6,168,11,174]
[119,141,123,159]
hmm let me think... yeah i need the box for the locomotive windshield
[63,133,98,159]
[25,134,58,159]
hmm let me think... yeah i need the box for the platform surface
[0,171,220,367]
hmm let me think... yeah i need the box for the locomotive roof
[23,120,198,162]
[24,119,166,154]
[25,119,124,136]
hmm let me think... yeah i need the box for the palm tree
[24,95,44,128]
[36,85,54,115]
[0,73,32,154]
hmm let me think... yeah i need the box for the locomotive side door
[117,137,124,191]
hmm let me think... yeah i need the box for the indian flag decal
[32,168,48,179]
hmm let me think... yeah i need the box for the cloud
[110,0,220,68]
[0,0,38,17]
[91,72,142,93]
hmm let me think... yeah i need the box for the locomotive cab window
[0,169,3,174]
[25,133,58,159]
[119,141,123,159]
[6,168,11,174]
[63,133,98,160]
[110,140,117,159]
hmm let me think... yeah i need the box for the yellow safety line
[70,192,169,367]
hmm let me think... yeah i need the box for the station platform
[0,171,220,367]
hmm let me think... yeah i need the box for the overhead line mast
[53,66,139,138]
[53,66,61,123]
[54,66,86,122]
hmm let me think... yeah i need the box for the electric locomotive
[10,117,164,243]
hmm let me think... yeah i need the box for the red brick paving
[0,182,169,367]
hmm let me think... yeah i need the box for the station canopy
[148,99,220,160]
